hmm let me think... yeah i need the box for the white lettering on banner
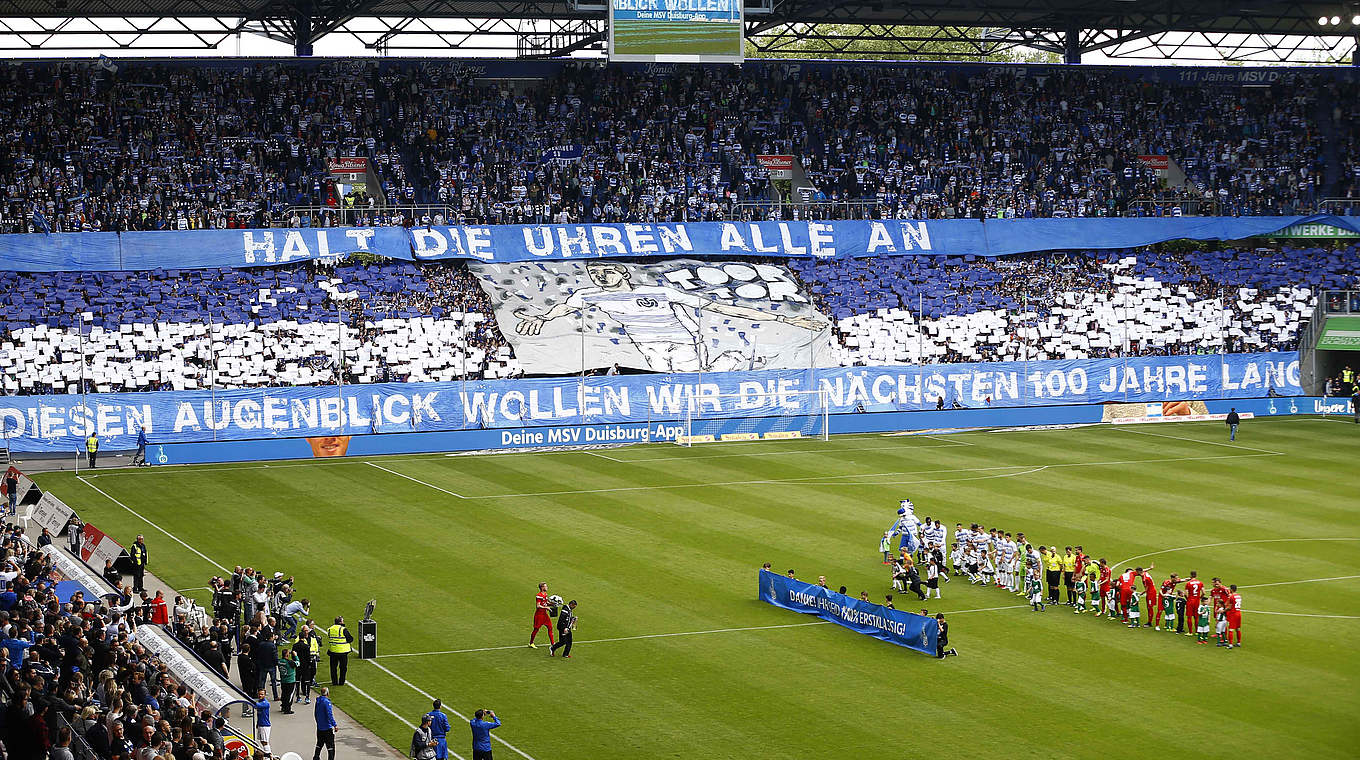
[591,226,626,255]
[413,228,493,261]
[614,0,736,11]
[241,230,337,264]
[0,355,1307,448]
[345,229,374,250]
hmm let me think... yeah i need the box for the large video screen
[608,0,744,62]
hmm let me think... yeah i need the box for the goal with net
[673,389,830,446]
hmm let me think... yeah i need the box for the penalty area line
[366,462,468,499]
[1241,610,1360,619]
[76,476,228,573]
[1238,574,1360,589]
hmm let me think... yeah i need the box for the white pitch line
[1113,425,1285,456]
[921,434,975,446]
[366,659,538,760]
[794,465,1048,487]
[76,476,229,573]
[380,603,1032,660]
[345,681,472,760]
[366,462,467,499]
[585,450,627,463]
[1112,537,1360,569]
[73,475,456,757]
[574,439,965,464]
[379,621,834,658]
[1242,610,1360,619]
[1238,574,1360,590]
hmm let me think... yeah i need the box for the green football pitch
[611,20,742,58]
[33,417,1360,760]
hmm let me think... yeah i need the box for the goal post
[674,389,830,446]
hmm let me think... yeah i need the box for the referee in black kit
[935,613,957,659]
[549,600,577,659]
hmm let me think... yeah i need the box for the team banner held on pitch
[470,259,834,374]
[759,569,938,655]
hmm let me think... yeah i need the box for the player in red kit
[1140,567,1158,628]
[1225,584,1243,647]
[1097,561,1112,617]
[1117,568,1137,620]
[1183,572,1204,637]
[529,582,555,649]
[1209,578,1230,641]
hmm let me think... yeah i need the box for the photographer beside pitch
[469,709,501,760]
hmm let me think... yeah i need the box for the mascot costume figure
[889,499,922,554]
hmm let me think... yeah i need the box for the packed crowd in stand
[0,518,263,760]
[0,243,1353,395]
[0,59,1353,234]
[801,243,1360,365]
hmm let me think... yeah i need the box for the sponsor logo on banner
[1136,155,1170,171]
[79,523,125,570]
[719,432,759,441]
[327,156,368,175]
[757,155,794,180]
[31,492,75,536]
[470,259,833,375]
[1314,398,1352,414]
[675,434,716,444]
[762,430,801,440]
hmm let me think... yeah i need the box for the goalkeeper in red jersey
[529,582,556,649]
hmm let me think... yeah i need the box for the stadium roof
[2,0,1357,60]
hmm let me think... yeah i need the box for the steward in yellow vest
[327,616,353,686]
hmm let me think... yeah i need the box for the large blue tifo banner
[0,352,1298,452]
[759,570,938,655]
[1,216,1358,272]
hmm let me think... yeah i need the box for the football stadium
[0,2,1358,760]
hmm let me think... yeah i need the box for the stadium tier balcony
[0,60,1354,234]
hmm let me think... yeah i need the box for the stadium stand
[794,244,1360,366]
[0,523,255,760]
[1,244,1355,395]
[1,60,1355,234]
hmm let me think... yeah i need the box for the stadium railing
[726,199,883,221]
[1320,197,1360,216]
[1126,197,1222,217]
[282,204,458,227]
